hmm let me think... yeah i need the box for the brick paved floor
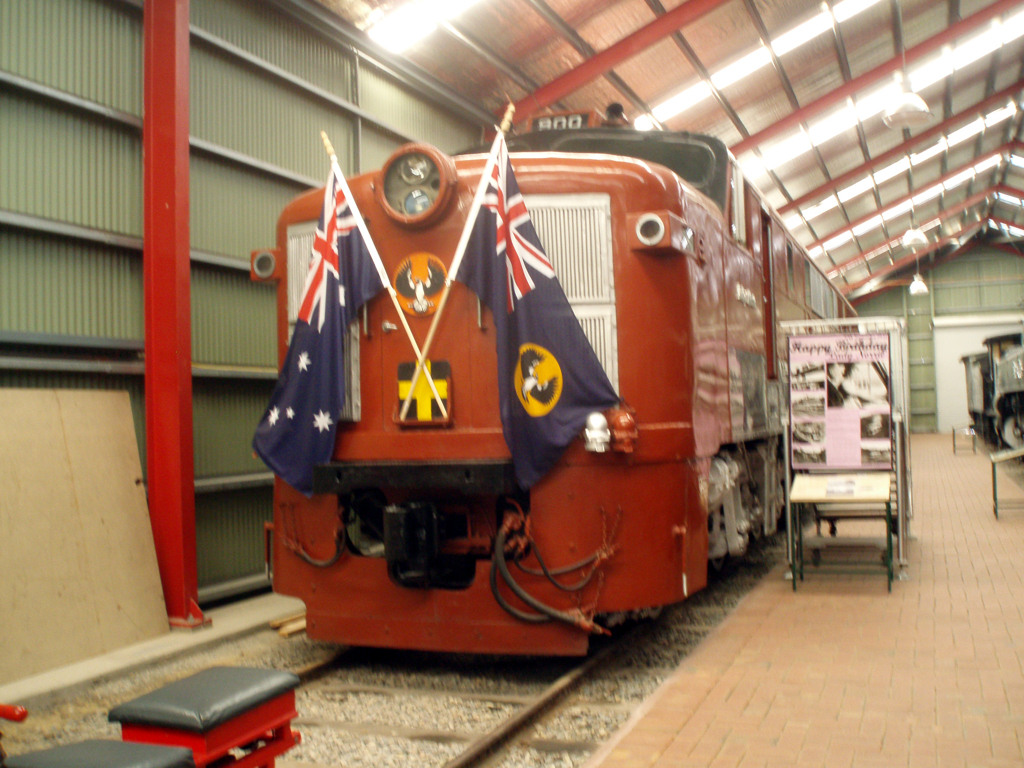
[583,434,1024,768]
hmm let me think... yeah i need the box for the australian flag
[253,160,384,495]
[460,134,619,488]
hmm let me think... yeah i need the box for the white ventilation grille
[525,193,618,390]
[286,222,360,422]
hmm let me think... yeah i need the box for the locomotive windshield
[461,128,729,212]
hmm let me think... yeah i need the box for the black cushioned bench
[107,667,300,768]
[5,739,196,768]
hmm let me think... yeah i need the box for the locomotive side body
[254,127,850,655]
[964,333,1024,448]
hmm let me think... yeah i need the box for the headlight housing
[376,143,457,228]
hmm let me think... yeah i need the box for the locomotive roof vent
[376,143,458,229]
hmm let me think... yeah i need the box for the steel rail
[441,624,650,768]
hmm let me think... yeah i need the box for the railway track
[288,534,783,768]
[2,533,784,768]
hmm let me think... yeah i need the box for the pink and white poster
[788,333,892,471]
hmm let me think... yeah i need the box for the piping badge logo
[393,252,446,316]
[514,344,562,417]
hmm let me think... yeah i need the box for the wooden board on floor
[0,389,168,684]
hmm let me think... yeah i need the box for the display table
[789,472,894,592]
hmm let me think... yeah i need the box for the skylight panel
[912,184,944,206]
[832,0,886,24]
[946,118,985,147]
[852,215,883,237]
[873,157,912,184]
[985,102,1017,127]
[910,142,946,166]
[651,82,711,122]
[772,13,833,56]
[836,176,874,204]
[711,47,772,90]
[882,199,914,221]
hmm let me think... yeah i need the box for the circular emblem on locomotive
[514,343,563,417]
[393,252,447,316]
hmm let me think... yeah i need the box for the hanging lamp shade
[883,90,933,129]
[908,273,929,295]
[901,228,929,249]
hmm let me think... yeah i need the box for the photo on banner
[788,333,893,471]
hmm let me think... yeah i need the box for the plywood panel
[0,390,167,684]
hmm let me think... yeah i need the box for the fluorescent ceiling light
[1010,154,1024,169]
[996,192,1024,207]
[368,0,480,52]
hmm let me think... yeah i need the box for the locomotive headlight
[377,143,457,228]
[583,412,611,453]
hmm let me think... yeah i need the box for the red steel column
[143,0,206,628]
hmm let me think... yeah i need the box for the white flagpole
[320,132,447,418]
[398,104,515,420]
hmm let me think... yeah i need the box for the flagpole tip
[499,103,515,134]
[320,130,338,163]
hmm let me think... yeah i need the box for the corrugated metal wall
[1,0,486,600]
[858,246,1024,432]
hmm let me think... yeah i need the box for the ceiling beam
[808,143,1015,251]
[826,189,993,278]
[842,224,984,295]
[730,0,1022,157]
[779,77,1024,216]
[849,236,978,304]
[508,0,732,124]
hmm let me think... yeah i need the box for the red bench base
[120,692,299,768]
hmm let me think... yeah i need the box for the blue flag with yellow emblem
[459,135,619,488]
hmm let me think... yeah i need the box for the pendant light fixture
[902,228,929,295]
[883,0,932,129]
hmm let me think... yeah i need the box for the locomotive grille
[524,193,618,390]
[286,221,361,422]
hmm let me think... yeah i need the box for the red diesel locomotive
[251,109,853,656]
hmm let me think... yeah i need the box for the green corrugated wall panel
[1,0,142,115]
[361,126,405,174]
[0,90,142,234]
[191,0,353,105]
[193,378,274,478]
[859,291,903,314]
[907,337,932,360]
[190,156,308,260]
[905,314,931,335]
[0,230,143,339]
[0,374,145,469]
[908,360,935,387]
[196,486,273,587]
[359,67,480,153]
[191,266,277,366]
[191,45,356,180]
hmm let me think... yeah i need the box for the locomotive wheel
[1002,415,1024,449]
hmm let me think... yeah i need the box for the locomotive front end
[253,132,716,655]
